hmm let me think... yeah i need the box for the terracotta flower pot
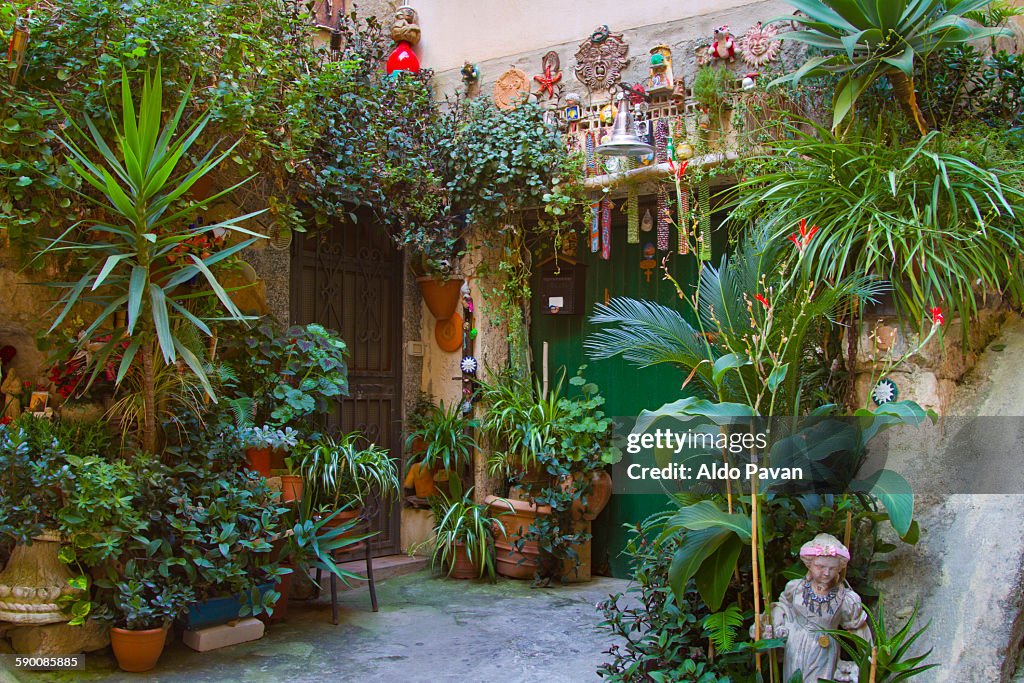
[566,470,613,521]
[110,625,168,673]
[416,276,464,320]
[484,496,551,580]
[280,474,303,503]
[245,447,272,477]
[448,542,480,580]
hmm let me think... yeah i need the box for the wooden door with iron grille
[290,216,403,556]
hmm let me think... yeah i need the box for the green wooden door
[529,200,728,577]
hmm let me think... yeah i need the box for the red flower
[0,417,11,426]
[668,159,689,180]
[755,293,770,309]
[788,218,820,252]
[931,306,944,327]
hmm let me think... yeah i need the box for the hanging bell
[596,92,655,158]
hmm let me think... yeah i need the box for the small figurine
[646,45,674,93]
[752,534,870,683]
[742,72,759,90]
[390,5,421,45]
[461,61,480,85]
[709,25,736,63]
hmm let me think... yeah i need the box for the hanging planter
[416,277,464,320]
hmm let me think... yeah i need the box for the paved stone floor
[7,570,628,683]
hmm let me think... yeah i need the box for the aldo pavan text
[625,462,805,482]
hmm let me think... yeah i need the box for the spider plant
[417,476,507,580]
[477,366,535,475]
[729,121,1024,337]
[773,0,1007,132]
[299,432,399,511]
[404,399,477,472]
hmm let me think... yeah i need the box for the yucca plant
[774,0,1007,132]
[37,65,264,453]
[730,122,1024,336]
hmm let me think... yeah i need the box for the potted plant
[416,477,507,580]
[105,562,195,672]
[299,432,400,531]
[479,368,618,582]
[239,425,299,476]
[404,398,477,498]
[280,454,304,503]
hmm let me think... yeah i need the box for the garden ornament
[461,61,480,85]
[533,51,563,100]
[574,25,629,93]
[742,72,759,90]
[708,25,736,63]
[386,5,421,74]
[739,21,781,67]
[564,92,582,122]
[751,534,870,683]
[645,44,674,93]
[390,5,421,45]
[493,67,530,110]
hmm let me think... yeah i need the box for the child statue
[753,534,871,682]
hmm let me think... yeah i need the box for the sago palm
[775,0,1007,133]
[584,228,885,415]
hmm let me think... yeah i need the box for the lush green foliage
[404,399,478,472]
[729,123,1024,334]
[37,65,262,452]
[918,45,1024,131]
[826,601,937,683]
[217,320,350,431]
[775,0,1006,131]
[586,228,884,414]
[420,477,505,580]
[298,432,400,511]
[1,0,316,254]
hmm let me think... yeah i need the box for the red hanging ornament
[386,40,420,74]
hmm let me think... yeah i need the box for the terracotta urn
[484,496,551,580]
[280,474,303,503]
[0,532,82,625]
[245,447,272,477]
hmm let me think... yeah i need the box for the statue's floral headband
[800,544,850,561]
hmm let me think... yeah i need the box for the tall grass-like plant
[730,122,1024,335]
[300,432,399,510]
[38,65,264,453]
[404,399,477,472]
[774,0,1007,132]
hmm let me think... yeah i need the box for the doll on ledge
[752,534,871,682]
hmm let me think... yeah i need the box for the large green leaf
[695,536,744,612]
[668,527,731,604]
[665,500,752,541]
[850,468,914,537]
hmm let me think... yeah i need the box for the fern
[702,604,743,653]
